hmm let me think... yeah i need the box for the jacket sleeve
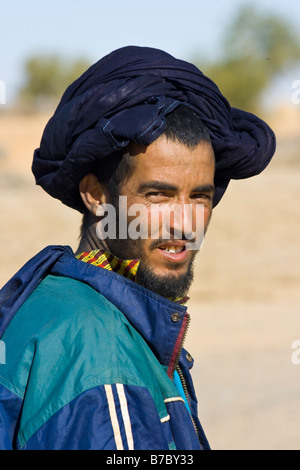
[21,383,174,450]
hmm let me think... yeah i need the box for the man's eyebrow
[137,181,215,194]
[193,184,215,194]
[137,181,178,192]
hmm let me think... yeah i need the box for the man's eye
[192,193,210,199]
[192,193,212,202]
[146,191,167,197]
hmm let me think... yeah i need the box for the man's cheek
[127,204,150,240]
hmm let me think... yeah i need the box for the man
[0,46,276,450]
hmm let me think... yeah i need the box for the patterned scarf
[76,250,139,281]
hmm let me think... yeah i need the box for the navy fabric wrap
[32,45,276,211]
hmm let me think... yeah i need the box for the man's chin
[136,263,194,300]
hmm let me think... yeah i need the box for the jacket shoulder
[1,274,149,388]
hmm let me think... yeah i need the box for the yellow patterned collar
[76,250,140,281]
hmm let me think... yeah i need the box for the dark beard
[106,236,196,299]
[135,258,195,299]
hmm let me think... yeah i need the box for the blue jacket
[0,246,210,450]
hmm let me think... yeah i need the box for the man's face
[105,135,215,298]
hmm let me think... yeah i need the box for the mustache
[149,232,197,250]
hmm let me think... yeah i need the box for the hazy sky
[2,0,300,103]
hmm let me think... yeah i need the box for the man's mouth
[159,245,186,254]
[154,242,190,264]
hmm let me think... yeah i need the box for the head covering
[32,46,276,210]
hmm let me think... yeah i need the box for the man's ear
[79,173,109,216]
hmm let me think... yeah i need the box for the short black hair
[164,104,211,149]
[80,104,212,236]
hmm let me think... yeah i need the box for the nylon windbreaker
[0,246,210,450]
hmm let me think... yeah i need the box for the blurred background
[1,0,300,450]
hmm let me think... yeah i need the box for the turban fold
[32,46,276,210]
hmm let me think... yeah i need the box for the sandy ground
[0,107,300,450]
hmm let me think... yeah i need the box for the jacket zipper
[171,313,201,442]
[176,365,201,442]
[171,312,190,380]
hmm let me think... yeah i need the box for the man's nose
[164,202,203,241]
[169,203,193,239]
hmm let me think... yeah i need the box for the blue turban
[32,46,276,210]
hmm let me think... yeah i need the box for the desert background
[0,103,299,450]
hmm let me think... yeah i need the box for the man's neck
[75,222,106,256]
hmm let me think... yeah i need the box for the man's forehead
[130,134,213,157]
[121,136,215,191]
